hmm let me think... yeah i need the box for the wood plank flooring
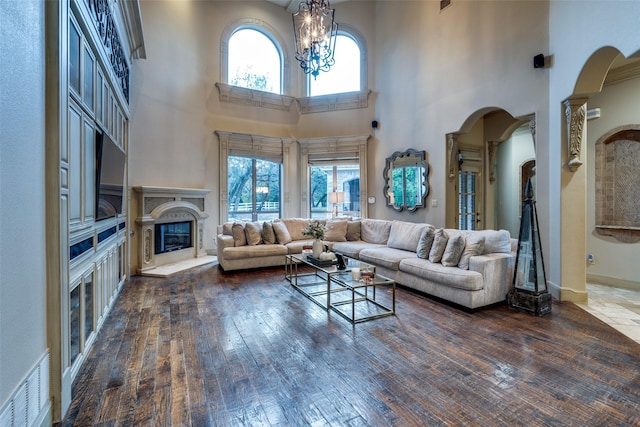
[59,263,640,426]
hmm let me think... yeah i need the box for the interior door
[457,149,483,230]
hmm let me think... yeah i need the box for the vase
[312,239,323,258]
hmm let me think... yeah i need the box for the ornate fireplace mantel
[134,186,210,273]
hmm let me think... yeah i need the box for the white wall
[586,76,640,286]
[0,0,48,411]
[371,0,549,228]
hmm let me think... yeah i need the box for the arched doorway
[445,109,536,238]
[560,47,640,303]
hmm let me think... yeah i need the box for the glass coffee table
[285,253,396,323]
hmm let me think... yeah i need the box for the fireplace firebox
[154,221,192,255]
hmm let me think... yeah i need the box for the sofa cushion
[441,234,466,267]
[244,222,263,246]
[325,219,348,242]
[222,244,288,260]
[262,222,276,244]
[429,229,449,263]
[331,241,386,259]
[360,219,392,244]
[416,226,436,259]
[232,223,247,246]
[399,258,484,291]
[222,222,234,236]
[387,221,430,252]
[359,247,414,271]
[272,221,292,244]
[286,240,315,254]
[280,218,311,241]
[346,220,361,241]
[473,229,511,254]
[458,235,485,270]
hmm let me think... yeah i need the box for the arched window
[228,28,282,94]
[309,33,362,97]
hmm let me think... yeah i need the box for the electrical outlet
[431,199,438,207]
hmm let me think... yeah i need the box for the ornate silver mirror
[383,149,429,212]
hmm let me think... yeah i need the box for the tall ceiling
[265,0,350,13]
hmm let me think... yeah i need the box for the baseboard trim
[34,402,52,427]
[548,280,588,303]
[0,350,50,427]
[587,273,640,291]
[560,287,588,303]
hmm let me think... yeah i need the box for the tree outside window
[309,164,360,218]
[228,29,281,94]
[228,156,281,221]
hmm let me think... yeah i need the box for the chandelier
[292,0,338,78]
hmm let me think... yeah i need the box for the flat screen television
[95,130,125,221]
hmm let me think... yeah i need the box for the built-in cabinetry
[49,0,136,419]
[66,6,129,377]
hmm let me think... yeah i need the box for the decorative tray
[305,254,337,267]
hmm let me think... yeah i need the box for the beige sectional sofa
[216,218,516,309]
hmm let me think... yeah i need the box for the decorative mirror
[383,149,429,212]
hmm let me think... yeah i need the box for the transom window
[228,28,281,94]
[309,34,361,97]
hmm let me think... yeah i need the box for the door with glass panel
[457,153,483,230]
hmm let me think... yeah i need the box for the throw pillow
[428,229,449,263]
[458,235,485,270]
[222,222,233,236]
[388,221,430,252]
[244,221,263,246]
[346,220,361,241]
[280,218,309,241]
[416,226,436,259]
[272,221,292,244]
[324,220,348,242]
[360,219,392,244]
[231,222,247,247]
[441,234,466,267]
[262,221,276,244]
[476,229,511,254]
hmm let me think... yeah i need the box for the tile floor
[576,283,640,345]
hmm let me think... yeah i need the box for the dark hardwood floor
[60,263,640,426]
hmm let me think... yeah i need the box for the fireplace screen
[155,221,192,255]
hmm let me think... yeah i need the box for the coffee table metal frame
[285,253,396,323]
[329,272,396,323]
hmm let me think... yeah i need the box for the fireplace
[155,221,193,254]
[134,186,210,274]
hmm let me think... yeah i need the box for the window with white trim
[309,162,360,218]
[309,33,361,96]
[217,131,292,223]
[299,135,369,218]
[228,156,281,221]
[228,28,282,94]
